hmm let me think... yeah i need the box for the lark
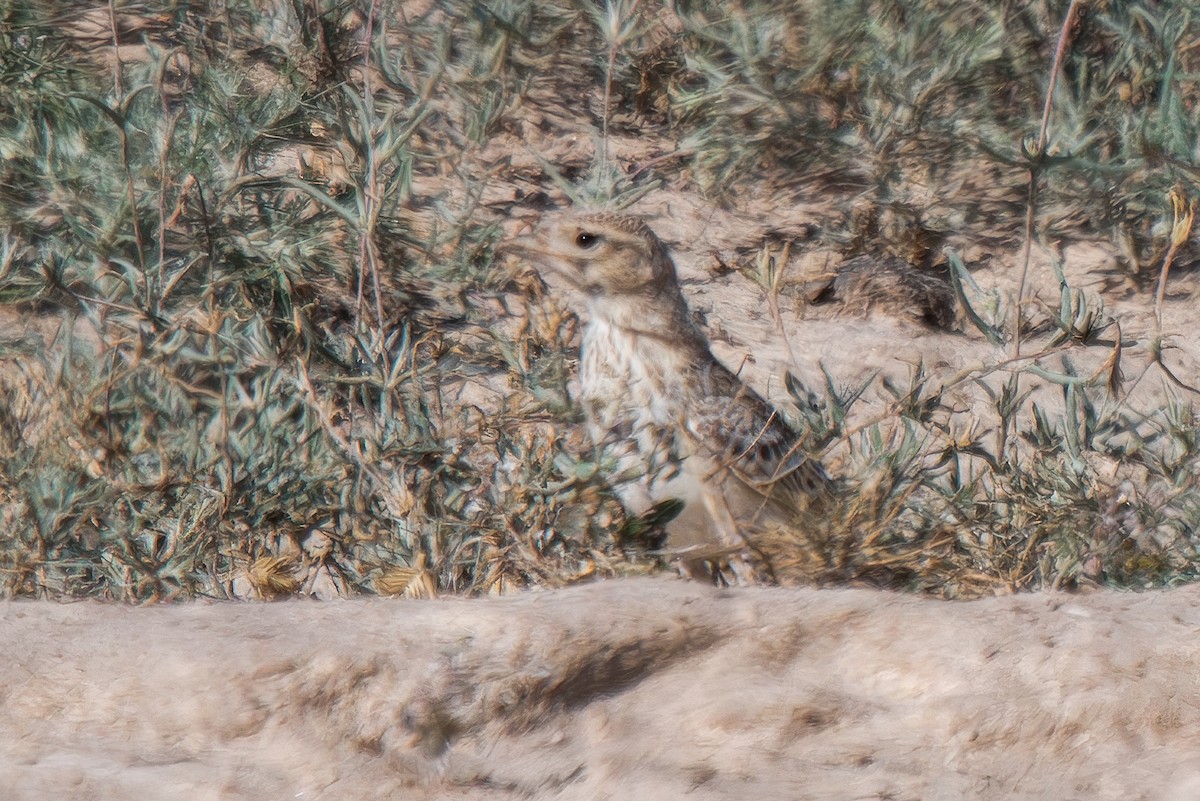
[505,211,831,565]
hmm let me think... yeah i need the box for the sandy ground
[4,577,1200,801]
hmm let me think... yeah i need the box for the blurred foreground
[3,578,1199,800]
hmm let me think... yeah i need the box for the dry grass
[2,0,1200,599]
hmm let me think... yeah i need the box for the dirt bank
[4,578,1199,800]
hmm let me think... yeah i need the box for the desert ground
[5,577,1200,801]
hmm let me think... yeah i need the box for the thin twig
[107,0,148,289]
[598,0,639,176]
[1013,0,1084,361]
[106,0,125,99]
[356,0,386,336]
[1154,189,1196,333]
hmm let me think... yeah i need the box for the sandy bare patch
[4,578,1199,800]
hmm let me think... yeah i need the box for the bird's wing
[687,364,832,506]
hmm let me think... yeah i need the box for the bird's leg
[699,487,764,585]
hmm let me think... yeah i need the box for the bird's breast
[578,319,692,430]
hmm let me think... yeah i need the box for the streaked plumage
[505,211,830,558]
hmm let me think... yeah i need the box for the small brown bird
[505,211,831,568]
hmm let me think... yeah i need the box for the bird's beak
[495,232,554,289]
[498,231,577,280]
[497,233,547,262]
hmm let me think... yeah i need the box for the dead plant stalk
[1014,0,1085,361]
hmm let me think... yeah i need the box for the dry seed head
[376,560,437,598]
[247,555,300,598]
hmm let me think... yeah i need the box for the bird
[504,210,832,576]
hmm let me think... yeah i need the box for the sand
[4,577,1200,800]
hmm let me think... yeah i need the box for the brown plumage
[504,211,831,560]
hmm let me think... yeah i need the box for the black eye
[575,232,600,249]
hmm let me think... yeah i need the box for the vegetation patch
[3,0,1200,599]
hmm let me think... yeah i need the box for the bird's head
[503,212,678,299]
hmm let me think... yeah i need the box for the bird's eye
[575,232,600,249]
